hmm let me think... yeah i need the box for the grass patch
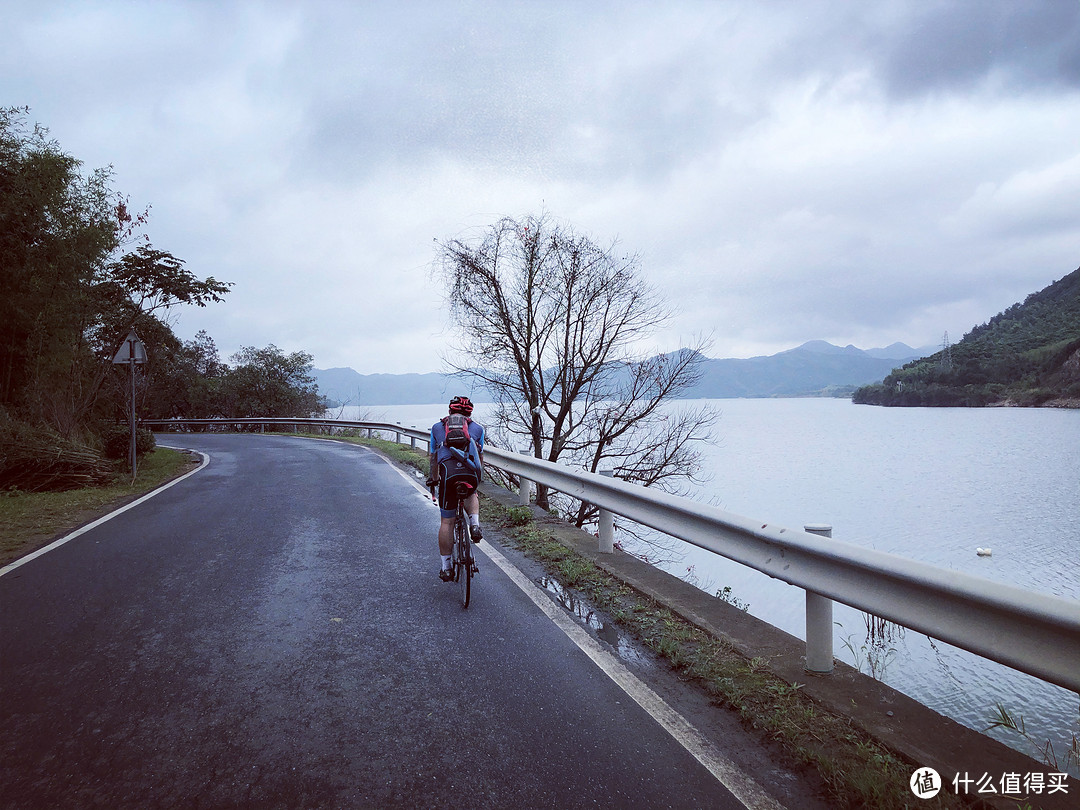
[482,496,971,810]
[0,448,198,567]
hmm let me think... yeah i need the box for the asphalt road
[0,433,771,809]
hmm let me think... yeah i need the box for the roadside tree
[0,107,230,436]
[436,213,715,526]
[0,107,231,490]
[1,107,119,432]
[220,345,325,418]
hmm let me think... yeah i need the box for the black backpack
[441,414,472,450]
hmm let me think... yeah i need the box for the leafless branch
[434,212,718,529]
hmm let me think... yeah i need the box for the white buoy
[976,547,992,557]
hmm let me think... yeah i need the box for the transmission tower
[939,331,953,372]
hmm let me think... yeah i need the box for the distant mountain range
[681,340,930,399]
[314,341,933,406]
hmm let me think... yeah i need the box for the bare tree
[436,213,716,527]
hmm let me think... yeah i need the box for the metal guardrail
[144,416,1080,694]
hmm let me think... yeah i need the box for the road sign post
[111,332,147,480]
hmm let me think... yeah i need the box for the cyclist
[426,396,485,582]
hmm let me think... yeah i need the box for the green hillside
[854,266,1080,407]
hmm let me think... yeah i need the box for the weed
[556,556,593,587]
[769,681,805,699]
[505,505,533,526]
[716,585,750,612]
[986,701,1080,774]
[838,621,897,681]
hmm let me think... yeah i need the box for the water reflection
[539,576,652,670]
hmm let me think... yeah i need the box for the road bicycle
[451,480,478,608]
[429,477,478,608]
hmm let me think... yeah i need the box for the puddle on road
[538,576,653,670]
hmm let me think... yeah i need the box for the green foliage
[854,266,1080,407]
[0,107,120,431]
[101,425,156,461]
[0,108,246,489]
[505,505,534,526]
[140,338,329,422]
[218,345,326,418]
[138,329,226,420]
[0,109,334,488]
[104,245,230,314]
[0,107,232,444]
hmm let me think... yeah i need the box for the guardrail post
[598,470,615,553]
[410,426,418,450]
[396,422,402,444]
[518,452,533,506]
[803,524,834,674]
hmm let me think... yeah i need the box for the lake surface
[333,399,1080,770]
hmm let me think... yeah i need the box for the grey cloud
[764,0,1080,101]
[878,0,1080,97]
[282,4,580,181]
[4,1,1078,373]
[279,3,763,185]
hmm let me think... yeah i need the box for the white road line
[0,447,209,578]
[385,458,785,810]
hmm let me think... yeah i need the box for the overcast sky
[5,1,1079,373]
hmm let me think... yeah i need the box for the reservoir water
[335,399,1080,771]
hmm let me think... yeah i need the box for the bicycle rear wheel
[455,514,471,608]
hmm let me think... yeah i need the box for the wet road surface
[1,434,761,809]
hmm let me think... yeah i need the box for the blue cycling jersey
[430,417,485,470]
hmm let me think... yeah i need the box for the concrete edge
[478,482,1079,810]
